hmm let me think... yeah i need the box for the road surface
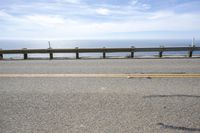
[0,59,200,133]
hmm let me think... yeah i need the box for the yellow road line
[0,74,200,78]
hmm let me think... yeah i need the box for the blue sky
[0,0,200,39]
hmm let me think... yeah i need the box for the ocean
[0,39,200,59]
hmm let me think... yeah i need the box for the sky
[0,0,200,40]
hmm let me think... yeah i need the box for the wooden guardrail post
[0,49,3,60]
[188,45,194,58]
[23,48,28,59]
[50,52,53,60]
[131,46,135,58]
[103,47,106,59]
[159,46,164,58]
[49,48,53,60]
[75,47,79,59]
[159,51,163,58]
[48,41,53,59]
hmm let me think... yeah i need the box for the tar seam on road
[0,74,200,78]
[157,123,200,132]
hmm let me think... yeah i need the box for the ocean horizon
[1,39,200,49]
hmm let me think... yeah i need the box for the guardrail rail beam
[0,46,199,59]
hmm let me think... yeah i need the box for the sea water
[0,39,200,59]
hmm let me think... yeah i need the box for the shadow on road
[143,95,200,98]
[157,123,200,132]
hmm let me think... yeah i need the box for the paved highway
[0,59,200,133]
[0,58,200,74]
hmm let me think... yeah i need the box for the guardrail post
[159,51,163,58]
[131,46,135,58]
[49,48,53,60]
[188,45,194,58]
[75,47,79,59]
[50,53,53,59]
[48,41,53,59]
[0,49,3,60]
[188,50,193,58]
[103,47,106,59]
[23,48,28,59]
[159,46,164,58]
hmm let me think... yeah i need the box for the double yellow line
[0,74,200,78]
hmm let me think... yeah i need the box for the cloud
[130,0,138,5]
[95,8,110,15]
[129,0,151,10]
[56,0,81,4]
[142,4,151,10]
[0,0,200,39]
[149,11,174,19]
[1,11,199,38]
[25,15,66,26]
[0,10,12,19]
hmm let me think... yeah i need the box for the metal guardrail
[0,46,200,59]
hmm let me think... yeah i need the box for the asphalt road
[0,59,200,74]
[0,59,200,133]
